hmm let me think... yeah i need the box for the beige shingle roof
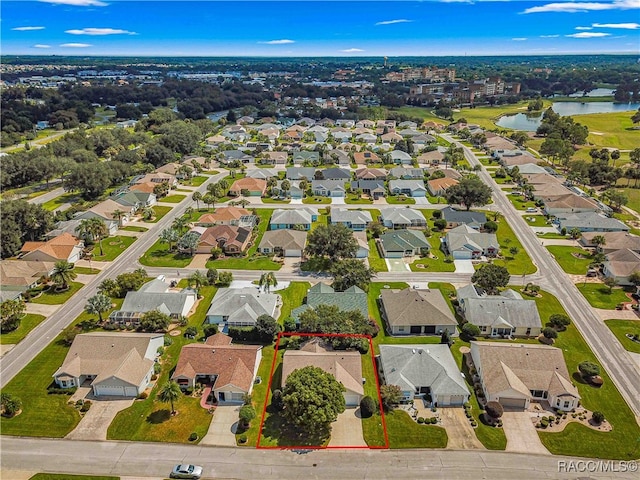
[0,260,55,286]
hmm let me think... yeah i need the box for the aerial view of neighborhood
[1,1,639,479]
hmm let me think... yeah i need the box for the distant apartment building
[385,66,456,83]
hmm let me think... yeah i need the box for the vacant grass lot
[507,193,538,211]
[160,194,187,203]
[73,266,99,275]
[605,320,640,354]
[615,187,640,214]
[547,245,594,275]
[491,217,537,275]
[31,281,83,305]
[29,475,119,480]
[523,215,549,227]
[90,235,136,262]
[0,314,46,345]
[139,239,193,268]
[189,175,208,186]
[148,205,172,223]
[577,284,633,309]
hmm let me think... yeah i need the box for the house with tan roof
[76,198,135,227]
[417,150,445,165]
[20,232,84,264]
[355,167,386,181]
[603,248,640,286]
[53,332,164,397]
[0,260,55,302]
[282,338,364,406]
[228,177,267,197]
[427,177,459,196]
[470,341,580,411]
[193,225,252,255]
[261,151,288,165]
[172,333,262,403]
[579,231,640,254]
[258,229,307,257]
[134,172,178,186]
[129,182,157,195]
[542,193,600,216]
[155,162,194,179]
[195,207,257,228]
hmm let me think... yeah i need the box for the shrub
[203,324,218,338]
[154,363,162,374]
[578,361,600,378]
[485,401,504,419]
[470,420,477,427]
[359,395,377,418]
[548,314,571,330]
[47,386,76,395]
[540,418,549,428]
[185,387,194,396]
[239,404,256,427]
[432,210,442,219]
[541,327,558,339]
[184,326,197,338]
[1,393,23,417]
[80,401,91,412]
[592,411,605,424]
[461,323,480,340]
[417,417,425,424]
[189,432,198,441]
[433,219,447,231]
[238,434,248,444]
[271,389,284,411]
[164,336,173,346]
[483,221,498,233]
[137,392,148,400]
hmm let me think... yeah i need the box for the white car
[170,464,203,479]
[526,207,537,213]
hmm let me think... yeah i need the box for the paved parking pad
[502,411,549,455]
[328,408,366,447]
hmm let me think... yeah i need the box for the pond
[496,101,640,131]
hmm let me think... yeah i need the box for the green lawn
[506,193,538,211]
[73,266,99,275]
[615,187,640,214]
[450,101,542,130]
[0,314,46,345]
[390,106,448,125]
[547,245,594,275]
[262,197,291,204]
[345,194,373,204]
[107,287,217,443]
[120,225,148,232]
[0,300,123,437]
[90,235,136,261]
[576,284,633,309]
[577,111,640,151]
[29,475,119,480]
[523,215,549,227]
[368,238,388,272]
[148,205,172,223]
[310,213,329,231]
[491,216,537,275]
[385,409,448,448]
[160,194,187,203]
[240,345,277,446]
[30,281,83,305]
[189,175,208,186]
[386,195,415,205]
[302,196,331,204]
[277,282,310,323]
[410,234,455,272]
[139,239,194,268]
[604,320,640,354]
[41,193,78,212]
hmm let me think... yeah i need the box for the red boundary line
[256,332,389,450]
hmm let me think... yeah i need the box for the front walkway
[502,410,550,455]
[199,404,239,446]
[328,408,366,447]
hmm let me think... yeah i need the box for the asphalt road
[0,171,227,388]
[444,134,640,419]
[2,437,636,480]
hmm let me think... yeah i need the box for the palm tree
[178,232,199,256]
[159,228,180,251]
[592,235,606,252]
[50,260,77,290]
[84,294,112,322]
[238,199,250,208]
[258,272,278,293]
[187,270,207,298]
[192,191,203,210]
[569,228,582,240]
[202,193,215,210]
[76,218,108,256]
[172,216,189,235]
[112,209,126,228]
[158,380,182,415]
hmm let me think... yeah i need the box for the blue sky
[2,0,639,56]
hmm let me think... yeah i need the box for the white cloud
[540,34,560,38]
[33,44,51,48]
[65,28,137,35]
[40,0,107,6]
[522,0,640,14]
[512,37,528,41]
[375,19,413,26]
[60,43,92,47]
[575,26,593,30]
[12,26,45,31]
[341,48,364,53]
[593,22,640,29]
[258,39,295,45]
[566,32,611,38]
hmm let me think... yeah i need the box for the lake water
[568,88,615,98]
[495,101,640,131]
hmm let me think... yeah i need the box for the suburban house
[205,287,279,331]
[270,208,317,230]
[20,232,84,264]
[456,284,542,337]
[389,150,412,165]
[133,172,178,187]
[0,260,55,302]
[330,150,351,166]
[382,132,403,144]
[353,231,369,258]
[286,167,317,180]
[353,151,380,164]
[172,333,262,403]
[378,345,470,406]
[470,341,580,411]
[378,229,430,258]
[281,339,364,406]
[109,277,197,325]
[247,168,279,180]
[390,167,424,180]
[603,249,640,286]
[195,207,257,228]
[427,177,459,196]
[261,151,288,165]
[356,120,375,128]
[321,168,351,181]
[311,179,346,197]
[228,177,267,197]
[113,190,157,209]
[193,225,252,255]
[555,212,629,233]
[355,167,386,181]
[46,218,118,239]
[53,332,164,397]
[330,209,372,231]
[258,229,307,257]
[379,288,458,336]
[379,208,427,229]
[579,232,640,254]
[291,283,368,321]
[351,179,386,199]
[75,199,135,227]
[418,150,445,165]
[388,179,427,197]
[155,162,195,179]
[541,194,600,216]
[220,150,254,164]
[444,225,499,259]
[292,151,320,164]
[441,207,487,230]
[493,149,538,167]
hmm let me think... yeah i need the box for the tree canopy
[305,223,357,262]
[330,258,375,292]
[444,176,492,211]
[471,263,510,295]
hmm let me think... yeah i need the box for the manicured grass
[30,475,119,480]
[410,234,456,272]
[547,245,594,275]
[148,205,172,223]
[577,111,640,151]
[90,235,136,261]
[0,314,46,345]
[121,225,148,232]
[160,194,187,203]
[576,284,633,309]
[538,232,569,239]
[302,196,331,204]
[452,101,539,130]
[345,194,373,204]
[490,216,537,275]
[139,239,193,268]
[604,320,640,354]
[189,175,208,186]
[240,344,276,446]
[261,197,291,204]
[385,409,448,448]
[0,300,123,437]
[523,215,550,227]
[30,281,83,305]
[615,187,640,215]
[386,195,416,205]
[107,287,217,443]
[506,193,538,211]
[310,212,328,231]
[41,192,78,212]
[73,266,99,275]
[368,238,388,272]
[277,281,310,323]
[390,106,448,125]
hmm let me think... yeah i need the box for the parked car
[526,207,537,213]
[170,464,203,479]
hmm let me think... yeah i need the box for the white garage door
[449,395,466,406]
[284,249,302,257]
[124,386,138,397]
[499,397,527,409]
[344,394,360,407]
[95,385,125,396]
[453,251,472,260]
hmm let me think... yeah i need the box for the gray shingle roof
[259,229,307,250]
[445,225,499,253]
[207,287,279,325]
[556,212,629,232]
[286,167,317,180]
[116,279,195,317]
[270,208,315,225]
[441,207,487,225]
[292,283,368,320]
[380,288,457,327]
[380,207,426,226]
[379,229,430,253]
[330,208,372,225]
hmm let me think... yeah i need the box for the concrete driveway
[502,411,549,455]
[440,408,484,450]
[413,197,430,205]
[66,396,134,441]
[328,408,366,447]
[331,197,346,205]
[454,259,475,273]
[386,258,410,272]
[200,404,239,446]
